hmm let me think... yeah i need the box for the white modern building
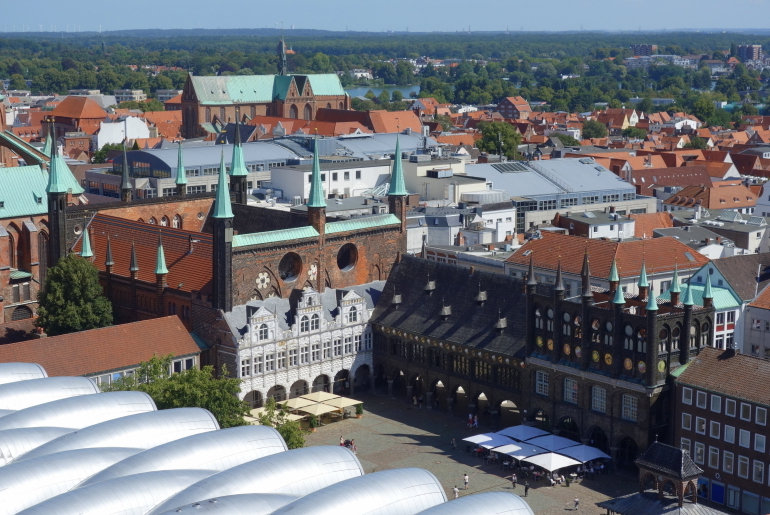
[95,116,151,150]
[114,89,148,103]
[224,283,382,407]
[267,160,391,201]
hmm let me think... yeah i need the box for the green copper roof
[612,285,626,305]
[388,134,408,197]
[0,165,48,218]
[682,281,695,306]
[155,235,169,275]
[703,272,714,300]
[42,133,53,157]
[230,123,249,177]
[658,283,740,310]
[609,258,619,282]
[670,264,681,293]
[325,214,400,234]
[646,283,658,311]
[670,361,690,378]
[304,74,347,96]
[190,74,345,105]
[232,226,319,248]
[9,269,32,280]
[306,140,326,208]
[638,261,649,288]
[79,229,93,259]
[175,142,187,185]
[212,150,233,219]
[46,140,84,195]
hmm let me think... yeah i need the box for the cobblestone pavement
[304,391,639,515]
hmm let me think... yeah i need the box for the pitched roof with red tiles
[79,213,213,293]
[500,96,532,111]
[51,96,108,120]
[625,165,714,196]
[140,110,183,140]
[367,109,422,133]
[164,94,182,106]
[630,212,674,238]
[663,183,757,209]
[435,133,478,146]
[0,316,200,377]
[505,231,708,279]
[675,347,770,407]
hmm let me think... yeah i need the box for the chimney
[716,236,722,244]
[609,206,616,213]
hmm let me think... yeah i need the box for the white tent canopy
[526,434,581,452]
[523,452,581,472]
[492,442,547,461]
[463,433,513,449]
[496,425,548,442]
[556,444,611,463]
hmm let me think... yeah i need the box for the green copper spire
[121,142,131,192]
[638,260,649,288]
[105,236,114,267]
[388,134,408,197]
[609,258,619,282]
[175,141,187,186]
[212,149,234,219]
[42,130,53,157]
[670,263,682,293]
[613,284,626,305]
[129,241,139,273]
[646,282,658,311]
[703,271,714,300]
[230,121,249,177]
[79,229,93,259]
[155,233,168,275]
[682,279,695,306]
[307,138,326,208]
[45,126,69,194]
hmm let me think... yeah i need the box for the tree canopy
[477,121,522,160]
[104,355,249,429]
[37,253,113,336]
[582,119,609,139]
[257,397,305,449]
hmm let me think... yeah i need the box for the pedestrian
[463,473,469,490]
[467,414,473,428]
[574,497,579,510]
[511,473,517,488]
[524,481,529,497]
[339,436,344,447]
[451,438,456,450]
[473,415,478,428]
[452,486,459,499]
[351,439,357,454]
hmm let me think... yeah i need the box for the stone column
[447,397,455,414]
[387,380,394,397]
[426,391,433,410]
[406,385,413,404]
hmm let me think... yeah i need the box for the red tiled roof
[81,214,213,294]
[625,165,714,197]
[164,94,182,105]
[630,212,674,239]
[368,110,422,133]
[435,134,478,146]
[505,231,708,279]
[0,316,200,377]
[663,184,757,209]
[141,110,183,140]
[51,96,108,120]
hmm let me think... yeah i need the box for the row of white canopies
[463,425,611,472]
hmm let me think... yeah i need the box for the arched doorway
[244,390,263,408]
[588,426,610,455]
[452,385,468,415]
[531,408,550,432]
[617,436,639,468]
[555,416,581,442]
[391,369,406,396]
[312,374,330,393]
[498,400,521,427]
[303,104,312,120]
[289,104,298,119]
[289,380,309,398]
[410,374,424,398]
[333,370,350,395]
[266,385,286,402]
[354,364,371,392]
[474,392,490,419]
[430,379,446,410]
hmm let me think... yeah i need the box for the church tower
[277,37,288,76]
[306,138,326,237]
[46,125,70,267]
[387,134,408,233]
[229,116,249,205]
[212,150,234,312]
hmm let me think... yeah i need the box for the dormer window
[311,313,320,331]
[348,306,358,323]
[258,323,268,341]
[300,316,309,333]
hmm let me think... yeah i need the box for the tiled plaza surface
[304,391,638,514]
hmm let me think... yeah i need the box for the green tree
[37,253,113,336]
[391,90,404,102]
[132,140,140,150]
[9,74,26,90]
[105,355,249,429]
[635,97,653,114]
[582,119,609,139]
[551,133,581,146]
[257,397,305,450]
[622,126,647,139]
[435,114,453,132]
[377,90,390,104]
[92,142,124,164]
[477,121,522,160]
[683,136,708,149]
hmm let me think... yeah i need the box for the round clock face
[547,339,554,351]
[575,346,582,358]
[592,350,600,362]
[563,344,571,355]
[536,336,544,347]
[624,358,633,370]
[604,353,613,366]
[658,360,667,373]
[638,361,647,374]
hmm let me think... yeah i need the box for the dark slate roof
[597,492,728,515]
[370,255,534,357]
[635,442,703,480]
[712,253,770,301]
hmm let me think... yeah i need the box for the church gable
[182,75,198,102]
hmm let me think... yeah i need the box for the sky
[2,0,769,33]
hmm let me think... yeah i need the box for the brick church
[180,38,350,138]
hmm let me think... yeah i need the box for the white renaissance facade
[228,283,381,406]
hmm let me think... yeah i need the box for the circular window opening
[337,243,358,271]
[73,225,82,235]
[278,252,302,282]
